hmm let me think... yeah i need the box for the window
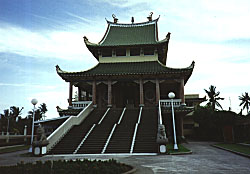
[144,47,154,55]
[130,48,140,56]
[116,48,126,56]
[102,49,112,57]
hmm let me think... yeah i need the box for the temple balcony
[71,101,92,109]
[160,99,182,108]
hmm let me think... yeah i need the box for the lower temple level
[49,106,189,154]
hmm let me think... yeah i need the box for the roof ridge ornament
[83,36,88,42]
[131,17,134,24]
[112,14,118,23]
[56,65,62,73]
[147,12,153,21]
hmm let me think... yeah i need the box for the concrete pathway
[0,141,250,173]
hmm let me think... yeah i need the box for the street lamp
[168,92,178,150]
[29,98,38,153]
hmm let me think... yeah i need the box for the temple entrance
[114,81,138,108]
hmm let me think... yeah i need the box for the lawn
[214,143,250,156]
[166,144,191,154]
[0,145,29,154]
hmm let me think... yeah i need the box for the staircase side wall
[46,102,94,152]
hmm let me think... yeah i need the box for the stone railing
[160,99,182,108]
[46,101,93,152]
[72,101,92,109]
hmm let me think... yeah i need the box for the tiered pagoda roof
[56,61,194,83]
[56,16,195,83]
[84,17,170,64]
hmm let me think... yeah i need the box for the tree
[27,103,48,121]
[3,109,11,133]
[39,103,48,120]
[204,85,224,111]
[27,109,42,121]
[10,106,24,122]
[0,106,24,134]
[239,92,250,114]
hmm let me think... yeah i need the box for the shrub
[0,159,132,174]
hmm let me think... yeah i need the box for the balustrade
[160,99,181,108]
[72,101,91,109]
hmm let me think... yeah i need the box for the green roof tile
[100,24,157,46]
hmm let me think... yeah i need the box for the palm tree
[39,103,48,120]
[3,109,11,133]
[239,92,250,113]
[10,106,24,122]
[204,85,224,111]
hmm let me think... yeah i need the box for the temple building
[48,14,196,154]
[56,15,194,109]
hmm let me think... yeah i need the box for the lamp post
[29,98,38,153]
[168,92,178,150]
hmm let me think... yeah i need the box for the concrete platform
[0,141,250,173]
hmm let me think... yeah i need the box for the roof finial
[112,14,118,23]
[147,12,153,21]
[131,17,134,24]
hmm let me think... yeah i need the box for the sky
[0,0,250,119]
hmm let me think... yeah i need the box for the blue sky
[0,0,250,118]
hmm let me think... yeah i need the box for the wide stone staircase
[105,108,139,153]
[133,107,158,153]
[76,108,122,154]
[48,109,106,154]
[48,107,159,154]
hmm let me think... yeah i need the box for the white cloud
[0,83,57,89]
[99,0,250,41]
[0,23,98,63]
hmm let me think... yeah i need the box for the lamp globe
[31,98,38,106]
[168,92,175,99]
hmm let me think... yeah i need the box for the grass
[214,143,250,155]
[166,144,191,154]
[0,145,29,154]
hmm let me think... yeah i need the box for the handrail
[118,107,126,124]
[137,106,143,124]
[73,124,96,154]
[46,101,93,152]
[101,124,117,154]
[102,107,126,153]
[98,108,110,124]
[130,106,143,153]
[130,123,138,154]
[158,100,163,124]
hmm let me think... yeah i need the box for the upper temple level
[84,15,170,65]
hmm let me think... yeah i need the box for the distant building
[183,94,206,137]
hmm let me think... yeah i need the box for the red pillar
[92,80,97,106]
[69,82,73,107]
[108,80,112,107]
[139,78,144,106]
[180,79,185,104]
[155,79,160,105]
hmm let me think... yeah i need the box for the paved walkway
[0,142,250,173]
